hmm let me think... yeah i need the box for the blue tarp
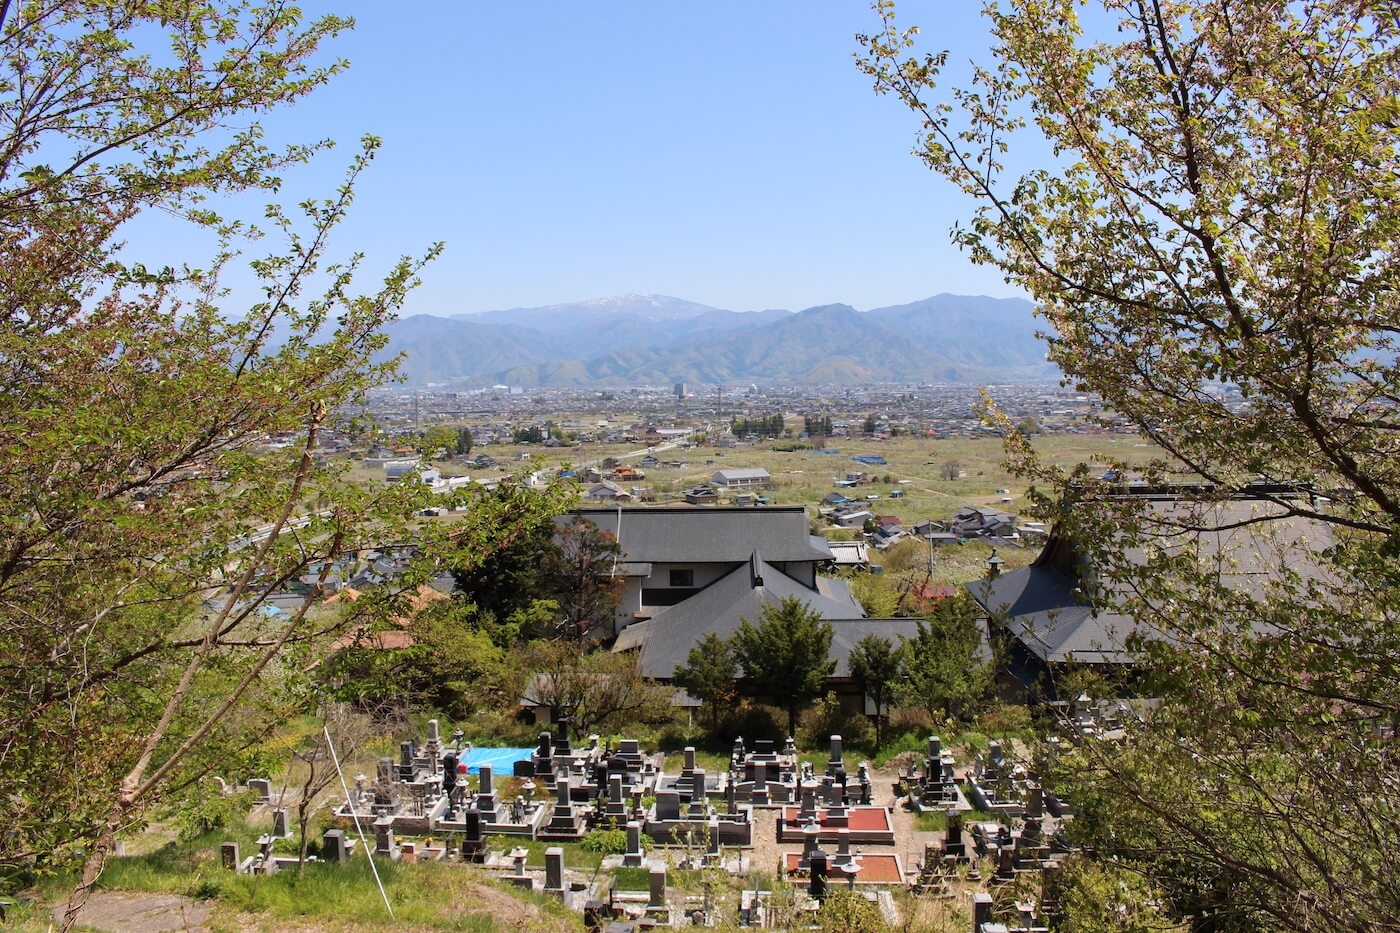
[460,747,533,775]
[813,449,842,455]
[851,455,888,466]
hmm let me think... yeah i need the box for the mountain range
[381,293,1056,387]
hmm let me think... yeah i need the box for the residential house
[968,490,1335,701]
[951,506,1019,541]
[584,481,632,501]
[870,522,907,550]
[827,540,871,571]
[683,484,720,505]
[832,507,874,529]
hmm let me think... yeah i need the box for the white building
[711,467,772,489]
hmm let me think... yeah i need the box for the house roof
[622,555,865,677]
[827,619,925,676]
[967,567,1139,665]
[969,494,1340,665]
[827,540,870,566]
[585,481,629,499]
[713,467,771,482]
[566,507,832,564]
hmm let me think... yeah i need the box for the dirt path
[52,892,211,932]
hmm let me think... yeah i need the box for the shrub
[580,827,653,854]
[888,706,935,733]
[975,703,1035,738]
[725,701,786,744]
[819,889,887,932]
[797,692,873,751]
[187,874,224,900]
[169,786,258,842]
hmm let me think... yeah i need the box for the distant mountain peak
[388,292,1054,387]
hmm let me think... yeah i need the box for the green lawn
[17,830,583,932]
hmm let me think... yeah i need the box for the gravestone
[944,809,966,859]
[248,778,272,803]
[654,790,681,821]
[808,851,829,900]
[442,752,459,797]
[623,820,645,867]
[704,818,722,865]
[322,829,349,863]
[462,810,489,863]
[424,719,442,771]
[374,757,396,808]
[750,761,769,805]
[476,762,496,808]
[220,842,240,871]
[798,780,820,822]
[372,816,397,859]
[974,891,994,927]
[1026,784,1044,819]
[271,807,290,839]
[544,846,565,892]
[834,828,854,868]
[687,769,707,818]
[648,863,667,910]
[801,823,821,866]
[826,734,845,779]
[605,773,629,820]
[996,844,1016,881]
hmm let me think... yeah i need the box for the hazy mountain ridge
[384,293,1055,386]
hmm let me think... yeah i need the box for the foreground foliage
[861,0,1400,928]
[0,1,569,927]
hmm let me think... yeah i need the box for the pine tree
[733,597,836,737]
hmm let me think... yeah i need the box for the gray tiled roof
[565,507,833,563]
[625,557,863,678]
[827,619,924,676]
[967,568,1139,664]
[968,496,1340,665]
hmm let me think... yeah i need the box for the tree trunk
[62,791,130,932]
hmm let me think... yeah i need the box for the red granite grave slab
[783,852,903,884]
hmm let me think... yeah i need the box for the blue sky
[128,2,1028,315]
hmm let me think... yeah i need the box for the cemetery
[200,717,1080,931]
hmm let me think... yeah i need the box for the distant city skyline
[119,2,1032,316]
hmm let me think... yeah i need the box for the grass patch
[610,867,650,891]
[30,831,584,932]
[483,836,605,871]
[914,811,947,832]
[915,809,993,832]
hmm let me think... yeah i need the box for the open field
[466,430,1160,529]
